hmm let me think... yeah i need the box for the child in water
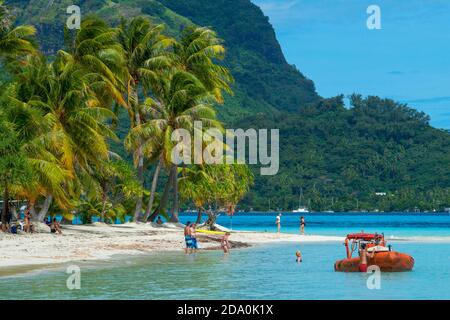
[296,250,302,263]
[221,232,231,254]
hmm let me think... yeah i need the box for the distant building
[375,192,387,196]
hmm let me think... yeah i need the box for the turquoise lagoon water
[182,212,450,239]
[1,213,450,300]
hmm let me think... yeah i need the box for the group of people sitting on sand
[45,216,63,234]
[0,205,33,234]
[0,205,62,235]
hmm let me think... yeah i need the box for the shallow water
[1,213,450,300]
[1,242,449,300]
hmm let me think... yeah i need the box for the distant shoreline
[179,211,450,215]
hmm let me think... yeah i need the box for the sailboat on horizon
[292,187,310,213]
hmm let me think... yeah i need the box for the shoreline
[0,223,343,275]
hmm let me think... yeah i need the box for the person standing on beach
[24,207,32,233]
[300,216,305,235]
[275,214,281,233]
[190,223,198,252]
[184,222,192,254]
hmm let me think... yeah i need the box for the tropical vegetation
[0,1,252,228]
[4,0,450,214]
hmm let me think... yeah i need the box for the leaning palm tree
[117,16,173,221]
[128,26,234,222]
[126,70,222,222]
[11,53,118,221]
[1,79,70,223]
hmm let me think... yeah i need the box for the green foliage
[236,95,450,212]
[1,6,252,224]
[0,113,33,190]
[179,163,253,228]
[5,0,450,215]
[179,164,253,209]
[158,0,320,118]
[8,0,320,121]
[75,197,127,224]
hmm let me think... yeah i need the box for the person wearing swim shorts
[190,223,198,252]
[184,222,192,254]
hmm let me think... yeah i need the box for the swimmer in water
[296,250,302,263]
[358,243,375,272]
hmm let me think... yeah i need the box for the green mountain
[7,0,319,120]
[6,0,450,211]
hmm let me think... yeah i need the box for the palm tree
[179,163,253,229]
[126,71,222,222]
[134,26,234,223]
[172,26,234,103]
[1,77,71,224]
[0,109,33,230]
[0,4,36,61]
[11,53,118,221]
[117,16,173,221]
[178,165,210,224]
[160,26,234,221]
[90,159,143,222]
[60,16,127,109]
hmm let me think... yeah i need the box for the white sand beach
[0,223,343,271]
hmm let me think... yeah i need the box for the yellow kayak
[196,229,226,235]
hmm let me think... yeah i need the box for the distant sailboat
[292,187,309,213]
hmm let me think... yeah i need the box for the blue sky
[252,0,450,128]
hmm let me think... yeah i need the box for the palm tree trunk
[1,185,9,232]
[169,165,179,223]
[37,195,53,222]
[29,202,37,216]
[143,158,162,222]
[196,207,203,224]
[133,84,144,222]
[150,166,175,222]
[205,208,219,230]
[133,149,144,220]
[100,191,108,222]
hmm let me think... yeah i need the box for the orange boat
[334,233,414,272]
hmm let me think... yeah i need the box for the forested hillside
[237,95,450,211]
[7,0,319,120]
